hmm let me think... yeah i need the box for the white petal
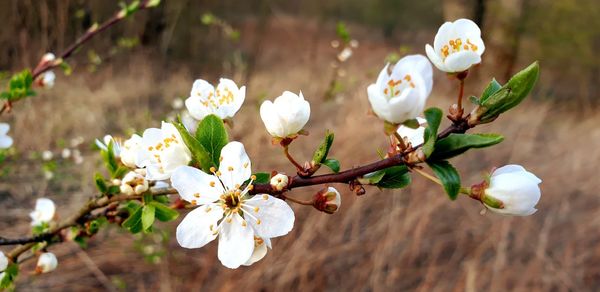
[0,123,9,135]
[217,213,255,269]
[0,136,13,149]
[433,21,454,53]
[367,85,392,122]
[216,78,244,118]
[244,195,295,238]
[171,166,223,204]
[218,142,251,188]
[452,18,481,38]
[374,63,391,87]
[444,51,481,73]
[493,165,542,184]
[176,205,223,249]
[0,252,7,271]
[243,237,269,266]
[190,79,215,98]
[260,100,285,137]
[425,44,448,72]
[185,96,213,120]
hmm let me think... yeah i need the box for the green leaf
[428,161,460,200]
[376,165,411,189]
[252,172,270,184]
[141,204,156,231]
[173,120,212,172]
[422,107,443,157]
[150,201,179,222]
[311,130,334,164]
[122,205,143,234]
[0,263,19,289]
[474,62,540,123]
[322,158,340,173]
[94,173,108,193]
[358,170,386,185]
[429,133,504,161]
[480,78,502,103]
[195,114,229,168]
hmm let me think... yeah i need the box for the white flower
[260,91,311,138]
[270,174,289,191]
[171,97,184,110]
[243,237,271,266]
[337,47,353,62]
[95,135,121,158]
[396,117,427,146]
[0,251,7,281]
[61,148,71,159]
[42,53,56,63]
[185,78,246,120]
[41,150,53,161]
[41,71,55,88]
[36,252,57,273]
[368,55,433,124]
[171,141,295,269]
[0,123,13,149]
[425,18,485,73]
[120,134,142,168]
[136,122,191,181]
[120,170,149,195]
[313,187,341,214]
[30,198,55,226]
[483,165,542,216]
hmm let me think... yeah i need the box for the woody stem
[283,145,305,171]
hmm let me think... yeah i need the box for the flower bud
[0,251,8,275]
[0,123,13,149]
[40,71,55,89]
[121,170,149,195]
[475,164,542,216]
[120,134,142,168]
[260,91,310,139]
[270,174,289,191]
[30,198,56,226]
[313,187,341,214]
[36,252,58,274]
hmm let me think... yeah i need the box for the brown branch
[5,187,177,261]
[0,0,157,115]
[251,119,472,195]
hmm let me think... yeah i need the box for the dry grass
[1,15,599,291]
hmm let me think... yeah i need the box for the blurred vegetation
[0,0,597,106]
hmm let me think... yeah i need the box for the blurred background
[0,0,599,290]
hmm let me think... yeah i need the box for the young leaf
[311,130,334,164]
[141,204,156,231]
[480,78,503,103]
[150,201,179,222]
[358,170,386,185]
[376,165,411,189]
[173,120,212,172]
[122,205,143,234]
[94,173,108,193]
[422,107,443,157]
[195,114,228,168]
[0,263,19,289]
[429,133,504,161]
[428,161,460,200]
[322,158,340,173]
[252,172,271,184]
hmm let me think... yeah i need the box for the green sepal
[322,158,340,173]
[375,165,411,189]
[311,130,334,165]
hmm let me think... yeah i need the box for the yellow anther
[219,156,224,162]
[216,171,222,176]
[251,175,257,180]
[226,217,233,223]
[254,206,259,212]
[243,162,249,168]
[248,185,254,191]
[194,193,200,198]
[191,200,197,205]
[241,220,247,227]
[206,207,211,212]
[210,167,217,173]
[262,194,269,200]
[228,166,234,171]
[256,219,261,225]
[209,181,216,187]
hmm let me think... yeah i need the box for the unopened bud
[313,187,341,214]
[36,252,58,274]
[121,170,148,195]
[120,184,135,195]
[270,174,289,191]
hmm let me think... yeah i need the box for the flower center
[221,190,242,210]
[199,87,235,109]
[441,38,478,59]
[383,74,415,98]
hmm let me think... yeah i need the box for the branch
[251,118,472,195]
[0,0,157,115]
[4,187,177,261]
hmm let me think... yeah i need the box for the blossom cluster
[0,17,544,282]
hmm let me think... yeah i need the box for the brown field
[1,13,599,292]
